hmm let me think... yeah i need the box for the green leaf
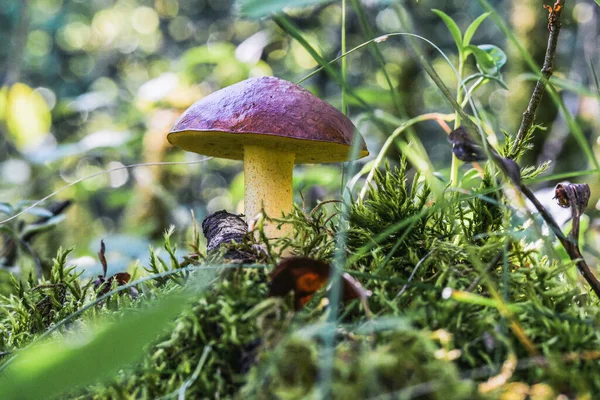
[20,215,65,238]
[22,207,54,219]
[465,45,496,74]
[0,273,215,400]
[0,202,13,216]
[478,44,507,69]
[432,9,463,53]
[236,0,332,18]
[463,12,491,47]
[466,44,506,75]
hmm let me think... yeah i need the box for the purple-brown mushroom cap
[167,76,368,164]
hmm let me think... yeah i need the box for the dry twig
[511,0,564,156]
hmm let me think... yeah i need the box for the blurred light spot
[292,41,318,69]
[108,161,129,188]
[92,78,119,101]
[581,97,600,122]
[58,21,91,51]
[68,255,96,270]
[118,37,139,54]
[573,3,594,24]
[76,158,108,190]
[511,4,536,33]
[268,49,287,61]
[137,73,178,102]
[34,87,57,110]
[80,130,130,150]
[92,9,123,46]
[2,159,31,184]
[69,55,95,77]
[168,16,193,41]
[488,89,508,114]
[26,30,52,57]
[139,31,162,53]
[441,287,452,300]
[376,8,401,32]
[132,7,159,35]
[133,167,154,186]
[6,83,51,151]
[34,0,63,16]
[249,63,273,78]
[236,31,270,64]
[375,63,400,89]
[206,193,233,214]
[68,91,113,113]
[155,0,179,17]
[234,20,259,39]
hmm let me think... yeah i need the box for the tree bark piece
[202,210,248,253]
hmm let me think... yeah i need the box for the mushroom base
[243,145,295,241]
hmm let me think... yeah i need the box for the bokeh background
[0,0,598,287]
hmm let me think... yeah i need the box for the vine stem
[511,0,565,156]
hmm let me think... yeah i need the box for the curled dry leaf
[448,126,522,183]
[554,183,590,215]
[448,126,487,162]
[94,240,137,298]
[268,257,371,315]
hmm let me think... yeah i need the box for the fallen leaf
[268,257,371,314]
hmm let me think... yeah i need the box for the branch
[511,0,564,156]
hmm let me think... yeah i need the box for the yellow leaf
[6,83,51,151]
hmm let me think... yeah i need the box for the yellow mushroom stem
[243,145,295,240]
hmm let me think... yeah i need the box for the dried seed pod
[554,183,590,215]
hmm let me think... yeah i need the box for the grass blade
[236,0,331,18]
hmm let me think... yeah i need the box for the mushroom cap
[167,76,368,164]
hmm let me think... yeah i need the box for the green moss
[2,160,600,398]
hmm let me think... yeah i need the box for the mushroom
[167,76,368,240]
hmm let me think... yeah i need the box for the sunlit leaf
[432,9,463,53]
[236,0,332,18]
[463,12,491,47]
[5,83,51,151]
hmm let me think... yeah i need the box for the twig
[518,184,600,298]
[511,0,565,156]
[446,1,600,299]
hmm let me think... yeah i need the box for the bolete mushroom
[167,76,368,239]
